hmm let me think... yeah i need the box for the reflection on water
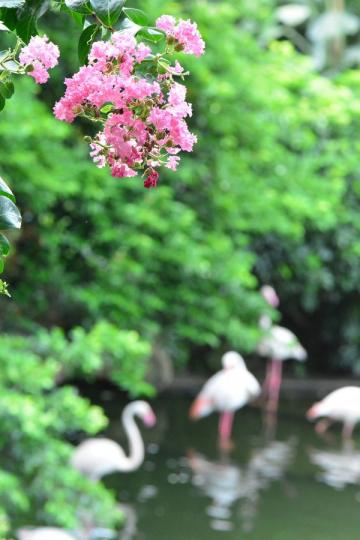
[20,395,360,540]
[188,435,296,533]
[309,442,360,490]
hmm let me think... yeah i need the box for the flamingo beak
[189,400,200,421]
[189,397,212,420]
[143,409,156,427]
[306,404,318,420]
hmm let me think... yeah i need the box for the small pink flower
[175,20,205,57]
[169,60,184,75]
[144,169,159,188]
[166,155,180,171]
[111,162,137,178]
[54,22,203,187]
[135,43,151,63]
[19,34,59,84]
[156,15,205,57]
[155,15,176,33]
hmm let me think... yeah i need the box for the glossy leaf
[65,0,90,14]
[0,233,9,256]
[0,8,17,30]
[122,7,147,26]
[0,60,19,73]
[89,0,125,26]
[136,27,165,43]
[0,20,8,30]
[0,81,14,99]
[16,0,50,43]
[0,196,21,230]
[113,15,139,32]
[78,23,100,64]
[0,177,15,202]
[100,102,113,114]
[0,0,24,6]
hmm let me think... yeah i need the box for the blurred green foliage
[1,0,360,533]
[0,330,124,534]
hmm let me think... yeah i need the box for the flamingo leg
[219,411,234,445]
[315,419,332,435]
[262,359,273,396]
[342,422,355,441]
[266,359,282,414]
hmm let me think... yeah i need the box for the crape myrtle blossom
[53,16,204,188]
[155,15,205,57]
[19,35,60,84]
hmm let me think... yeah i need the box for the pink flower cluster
[156,15,205,57]
[54,17,204,188]
[19,35,59,84]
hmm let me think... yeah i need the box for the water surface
[102,395,360,540]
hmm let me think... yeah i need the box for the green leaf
[89,0,125,27]
[113,15,138,32]
[65,0,90,14]
[136,27,165,44]
[0,8,17,30]
[0,233,9,256]
[0,20,8,30]
[100,102,113,114]
[78,23,100,64]
[0,1,24,6]
[0,93,4,112]
[122,8,147,26]
[0,81,13,99]
[0,178,15,202]
[0,60,19,73]
[16,0,49,43]
[0,278,10,295]
[0,196,21,230]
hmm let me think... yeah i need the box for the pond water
[101,394,360,540]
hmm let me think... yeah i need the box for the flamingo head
[189,396,213,420]
[131,400,157,427]
[260,285,280,308]
[306,402,320,420]
[221,351,246,370]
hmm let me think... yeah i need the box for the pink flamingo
[258,285,307,414]
[307,386,360,440]
[189,351,261,449]
[71,400,156,480]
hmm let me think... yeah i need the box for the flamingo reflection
[309,441,360,490]
[188,436,296,532]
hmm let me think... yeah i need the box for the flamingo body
[192,365,260,416]
[307,386,360,439]
[17,528,75,540]
[71,400,156,480]
[259,285,307,413]
[190,352,260,447]
[257,324,307,362]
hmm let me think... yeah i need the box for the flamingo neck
[121,407,145,471]
[259,314,272,330]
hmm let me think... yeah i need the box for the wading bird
[17,528,75,540]
[72,400,156,480]
[307,386,360,440]
[189,351,260,449]
[258,285,307,413]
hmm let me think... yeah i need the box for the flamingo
[258,285,307,413]
[71,400,156,480]
[307,386,360,440]
[189,351,261,449]
[17,528,75,540]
